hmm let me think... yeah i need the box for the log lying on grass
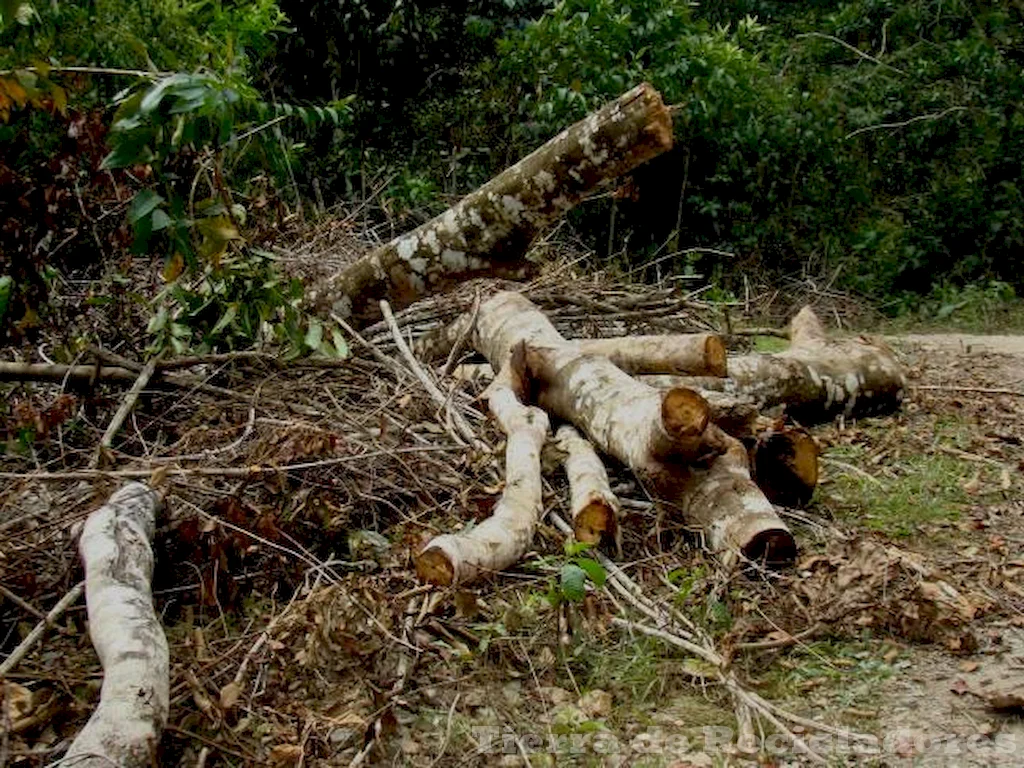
[64,482,169,768]
[576,333,727,377]
[678,307,907,422]
[310,83,673,320]
[661,426,797,566]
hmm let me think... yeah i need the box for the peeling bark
[415,376,550,585]
[673,307,907,422]
[64,482,169,768]
[576,333,727,377]
[556,425,620,545]
[310,83,673,320]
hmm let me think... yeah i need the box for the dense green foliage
[2,0,1022,346]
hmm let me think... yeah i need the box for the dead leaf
[2,682,34,721]
[219,681,242,711]
[578,689,613,718]
[958,661,979,673]
[270,744,304,765]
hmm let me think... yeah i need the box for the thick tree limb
[475,292,712,468]
[63,483,169,768]
[556,425,620,545]
[673,307,907,422]
[659,426,796,566]
[415,377,549,585]
[575,333,726,377]
[310,83,673,320]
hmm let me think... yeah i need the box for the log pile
[411,290,906,583]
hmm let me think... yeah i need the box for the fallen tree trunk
[309,83,673,320]
[672,307,907,422]
[64,482,169,768]
[556,424,620,545]
[415,368,549,585]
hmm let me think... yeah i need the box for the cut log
[576,333,727,377]
[64,482,169,768]
[672,307,907,422]
[415,362,550,585]
[309,83,673,320]
[475,291,712,468]
[556,424,620,545]
[750,426,819,507]
[658,426,796,566]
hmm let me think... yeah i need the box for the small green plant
[548,540,607,604]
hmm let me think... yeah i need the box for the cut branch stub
[751,426,820,507]
[656,427,797,566]
[556,424,620,545]
[310,83,673,321]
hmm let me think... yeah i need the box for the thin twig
[913,383,1023,397]
[0,444,459,481]
[796,32,906,75]
[380,300,483,451]
[0,582,85,677]
[90,356,160,469]
[845,106,967,140]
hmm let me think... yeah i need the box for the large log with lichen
[309,83,673,320]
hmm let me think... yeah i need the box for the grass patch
[751,334,789,353]
[757,639,895,715]
[818,444,968,536]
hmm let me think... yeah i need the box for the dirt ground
[867,335,1024,767]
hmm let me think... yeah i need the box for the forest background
[2,0,1022,353]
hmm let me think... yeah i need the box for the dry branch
[556,425,620,545]
[62,483,169,768]
[679,307,907,422]
[309,83,673,320]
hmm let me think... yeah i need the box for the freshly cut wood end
[704,335,728,378]
[742,525,798,567]
[415,547,455,586]
[661,388,710,439]
[753,429,820,507]
[574,497,618,545]
[638,82,674,151]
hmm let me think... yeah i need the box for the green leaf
[0,275,12,322]
[574,557,606,588]
[128,190,165,225]
[210,304,238,335]
[560,563,587,602]
[564,539,592,557]
[330,327,349,359]
[147,305,168,334]
[304,318,322,350]
[151,209,173,231]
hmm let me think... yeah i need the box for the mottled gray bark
[310,83,673,320]
[667,307,907,423]
[64,482,169,768]
[656,426,796,567]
